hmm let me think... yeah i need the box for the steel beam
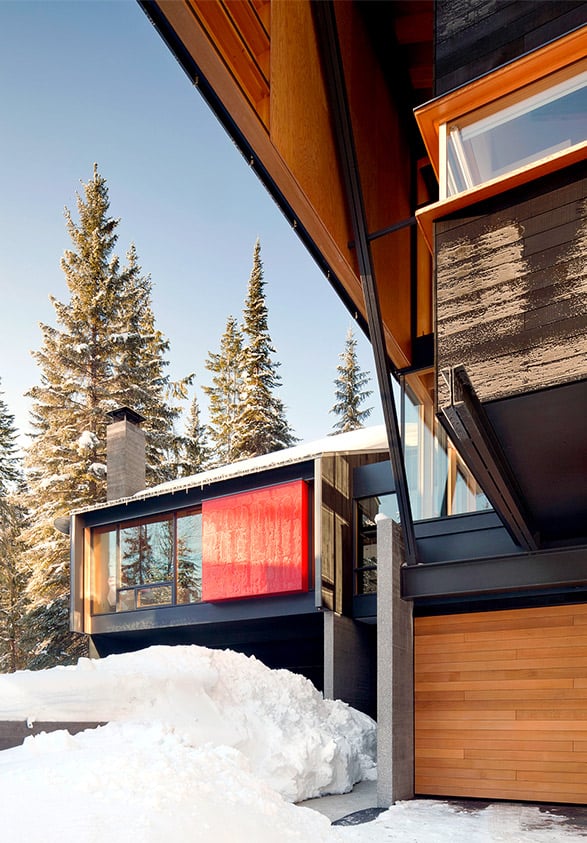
[439,365,538,551]
[312,1,418,565]
[402,545,587,600]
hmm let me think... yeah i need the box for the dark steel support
[439,366,538,551]
[349,215,416,249]
[312,1,418,565]
[402,545,587,600]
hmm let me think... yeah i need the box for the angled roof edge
[72,425,389,515]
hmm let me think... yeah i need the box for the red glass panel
[201,480,309,600]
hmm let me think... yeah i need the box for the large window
[89,479,311,613]
[91,508,202,614]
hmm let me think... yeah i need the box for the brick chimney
[106,407,146,500]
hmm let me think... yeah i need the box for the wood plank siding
[320,452,387,616]
[436,165,587,409]
[435,0,587,96]
[415,603,587,804]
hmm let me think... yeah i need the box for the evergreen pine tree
[23,165,184,668]
[203,315,244,466]
[0,491,30,673]
[176,390,210,476]
[330,326,373,433]
[0,383,30,672]
[232,239,296,459]
[0,384,20,496]
[112,244,191,484]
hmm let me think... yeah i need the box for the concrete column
[323,611,376,718]
[377,518,414,807]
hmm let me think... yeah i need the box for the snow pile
[0,722,337,843]
[0,645,375,802]
[0,646,583,842]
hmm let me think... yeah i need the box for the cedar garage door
[415,603,587,804]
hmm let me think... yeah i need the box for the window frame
[90,506,202,615]
[414,27,587,250]
[444,60,586,198]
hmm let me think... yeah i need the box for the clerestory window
[414,30,587,248]
[445,60,587,197]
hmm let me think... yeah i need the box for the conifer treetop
[22,165,187,668]
[232,239,296,460]
[330,326,373,434]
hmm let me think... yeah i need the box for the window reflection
[446,62,587,195]
[177,511,202,604]
[120,516,173,589]
[91,509,202,615]
[402,374,491,519]
[355,494,398,595]
[91,526,118,614]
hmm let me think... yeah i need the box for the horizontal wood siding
[436,166,587,409]
[415,604,587,804]
[434,0,587,95]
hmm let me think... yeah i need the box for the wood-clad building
[69,0,587,807]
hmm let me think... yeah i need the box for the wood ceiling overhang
[139,0,434,372]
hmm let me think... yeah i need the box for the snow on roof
[72,425,389,514]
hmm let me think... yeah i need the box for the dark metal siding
[91,612,325,691]
[434,0,587,95]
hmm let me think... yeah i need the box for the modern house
[71,420,393,714]
[71,0,587,807]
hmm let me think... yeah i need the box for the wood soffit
[186,0,271,128]
[147,1,435,369]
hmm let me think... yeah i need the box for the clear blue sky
[0,0,381,448]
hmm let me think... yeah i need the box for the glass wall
[402,373,490,520]
[355,493,398,595]
[352,374,491,597]
[91,508,202,614]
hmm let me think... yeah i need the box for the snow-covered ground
[0,645,583,842]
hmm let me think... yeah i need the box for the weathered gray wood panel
[435,0,587,95]
[320,453,387,615]
[436,166,587,408]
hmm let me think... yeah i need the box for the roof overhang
[138,0,434,372]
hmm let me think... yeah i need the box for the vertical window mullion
[172,513,178,605]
